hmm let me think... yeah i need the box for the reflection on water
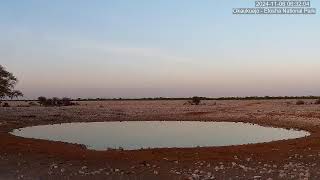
[11,121,309,150]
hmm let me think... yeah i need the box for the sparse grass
[28,102,38,106]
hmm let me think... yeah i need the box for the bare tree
[0,65,23,100]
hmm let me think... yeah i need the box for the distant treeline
[214,96,320,100]
[74,96,320,101]
[7,96,320,101]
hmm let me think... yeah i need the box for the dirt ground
[1,100,320,180]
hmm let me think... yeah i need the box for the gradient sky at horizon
[1,0,319,99]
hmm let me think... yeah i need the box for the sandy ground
[1,100,320,180]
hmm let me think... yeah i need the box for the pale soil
[1,100,320,180]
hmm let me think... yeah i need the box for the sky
[1,0,319,99]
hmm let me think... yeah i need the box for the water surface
[11,121,309,150]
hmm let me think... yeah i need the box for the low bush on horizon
[192,96,201,105]
[296,100,305,105]
[38,96,76,107]
[315,99,320,105]
[184,96,206,105]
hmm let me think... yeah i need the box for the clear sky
[1,0,319,99]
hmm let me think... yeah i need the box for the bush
[2,102,10,107]
[296,100,305,105]
[315,99,320,105]
[45,98,56,106]
[61,97,74,106]
[192,96,201,105]
[38,96,75,107]
[38,96,47,106]
[52,97,60,106]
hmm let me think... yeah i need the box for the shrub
[38,96,47,106]
[315,99,320,105]
[38,96,75,106]
[296,100,305,105]
[2,102,10,107]
[46,98,54,106]
[52,97,60,106]
[192,96,201,105]
[61,97,74,106]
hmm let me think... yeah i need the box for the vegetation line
[5,96,320,102]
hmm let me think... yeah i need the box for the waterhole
[11,121,309,150]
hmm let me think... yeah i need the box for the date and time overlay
[233,1,317,15]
